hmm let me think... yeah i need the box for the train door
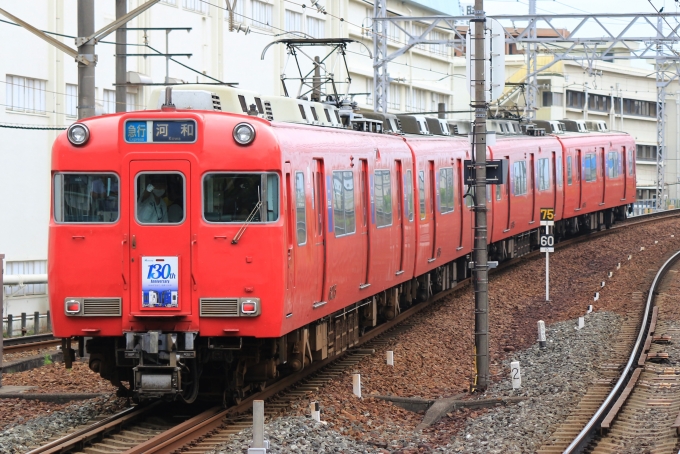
[428,161,437,261]
[396,160,405,273]
[457,158,465,247]
[622,147,628,200]
[529,153,536,222]
[552,151,557,210]
[600,147,606,205]
[129,160,191,314]
[359,159,370,286]
[284,164,295,291]
[577,149,583,209]
[505,155,511,231]
[312,159,327,304]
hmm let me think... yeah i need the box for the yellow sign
[540,208,555,221]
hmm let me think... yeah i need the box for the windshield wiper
[231,189,262,245]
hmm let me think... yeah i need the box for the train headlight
[240,298,260,315]
[233,122,255,145]
[67,123,90,146]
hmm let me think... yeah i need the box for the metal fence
[3,312,51,337]
[631,199,680,216]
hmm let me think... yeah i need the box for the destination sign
[124,120,197,143]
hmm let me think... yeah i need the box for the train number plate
[141,256,179,308]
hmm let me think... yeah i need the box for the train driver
[138,175,169,223]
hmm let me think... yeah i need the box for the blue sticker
[126,121,147,142]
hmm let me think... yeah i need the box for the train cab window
[584,154,597,182]
[54,173,119,223]
[567,156,573,185]
[295,172,306,245]
[418,170,426,221]
[439,168,454,213]
[405,169,414,222]
[537,158,550,191]
[203,173,279,223]
[512,161,527,195]
[136,173,185,224]
[375,169,393,227]
[332,170,355,237]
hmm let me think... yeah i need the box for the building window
[542,92,563,107]
[439,168,454,213]
[388,84,401,110]
[413,23,427,51]
[295,172,307,245]
[584,153,597,182]
[374,170,392,227]
[409,88,428,113]
[636,144,657,161]
[306,16,325,39]
[126,92,138,112]
[332,170,355,236]
[4,261,47,297]
[183,0,209,13]
[430,29,448,56]
[387,18,401,42]
[65,84,77,117]
[284,10,302,34]
[537,158,550,191]
[589,94,610,112]
[566,90,584,109]
[512,161,527,195]
[103,89,116,114]
[5,75,46,114]
[251,0,273,30]
[161,0,177,4]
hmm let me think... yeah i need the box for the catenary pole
[116,0,127,113]
[472,0,489,391]
[77,0,96,119]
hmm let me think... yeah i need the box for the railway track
[539,248,680,453]
[26,209,680,454]
[2,333,61,354]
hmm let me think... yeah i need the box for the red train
[49,85,635,403]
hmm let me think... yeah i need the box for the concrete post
[472,0,490,391]
[21,312,26,336]
[77,0,96,119]
[115,0,127,112]
[33,311,40,335]
[252,400,264,448]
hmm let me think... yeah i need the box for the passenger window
[203,173,279,222]
[332,171,355,236]
[405,169,414,222]
[537,158,550,191]
[512,161,527,195]
[585,154,597,182]
[375,169,392,227]
[295,172,306,245]
[495,183,502,201]
[628,149,635,175]
[567,156,573,185]
[418,170,426,221]
[54,173,120,223]
[556,155,563,187]
[136,173,185,224]
[439,168,454,213]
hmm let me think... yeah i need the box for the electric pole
[77,0,96,119]
[116,0,127,112]
[472,0,489,391]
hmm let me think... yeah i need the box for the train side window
[405,169,414,222]
[295,172,306,245]
[585,154,597,182]
[537,158,550,191]
[332,170,355,237]
[418,170,426,220]
[136,173,185,224]
[439,167,454,213]
[567,156,573,185]
[375,169,393,227]
[54,173,120,223]
[512,161,527,195]
[203,173,279,223]
[556,155,563,187]
[495,183,501,200]
[628,149,635,175]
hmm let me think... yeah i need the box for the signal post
[540,208,555,301]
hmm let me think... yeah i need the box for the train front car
[49,109,285,403]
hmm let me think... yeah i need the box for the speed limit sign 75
[540,232,554,252]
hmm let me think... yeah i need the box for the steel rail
[3,333,55,346]
[563,248,680,453]
[26,401,161,454]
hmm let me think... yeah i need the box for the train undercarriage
[76,205,630,404]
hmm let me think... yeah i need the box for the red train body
[49,90,635,402]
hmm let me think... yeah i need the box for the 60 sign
[540,233,555,248]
